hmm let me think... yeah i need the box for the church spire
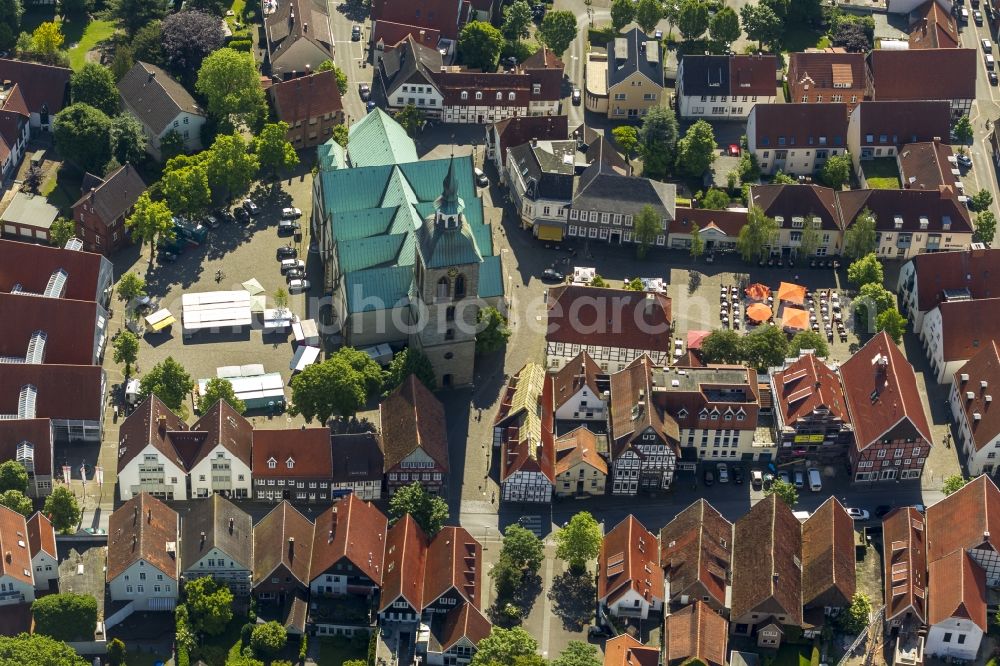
[441,155,459,207]
[434,155,464,224]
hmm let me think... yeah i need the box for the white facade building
[107,493,180,612]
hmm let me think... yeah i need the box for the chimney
[4,552,10,563]
[200,531,206,545]
[229,517,234,533]
[147,508,152,523]
[644,292,655,315]
[772,573,779,585]
[288,536,295,560]
[304,21,308,32]
[158,414,167,432]
[531,137,538,147]
[147,71,155,83]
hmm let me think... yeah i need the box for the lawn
[41,164,84,216]
[780,25,829,52]
[772,644,813,666]
[863,157,902,189]
[67,19,117,70]
[316,636,367,666]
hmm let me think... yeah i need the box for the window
[461,91,468,100]
[943,633,953,643]
[509,92,516,100]
[267,458,276,469]
[455,274,466,299]
[496,92,502,100]
[475,92,482,100]
[614,93,626,100]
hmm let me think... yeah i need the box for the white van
[808,468,822,492]
[987,54,996,70]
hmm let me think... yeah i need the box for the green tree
[395,104,426,137]
[198,378,246,415]
[31,21,64,58]
[943,474,970,495]
[843,208,877,259]
[385,348,437,394]
[709,5,740,46]
[43,486,81,533]
[502,0,534,41]
[162,163,211,219]
[273,287,288,310]
[624,277,644,291]
[129,20,165,66]
[126,192,175,262]
[975,210,997,244]
[138,357,195,411]
[739,324,788,370]
[186,0,228,14]
[332,124,349,147]
[317,60,348,94]
[638,106,679,179]
[856,282,895,324]
[677,0,709,40]
[847,253,883,287]
[110,114,147,167]
[117,271,147,303]
[676,120,716,178]
[159,130,186,163]
[0,489,32,517]
[106,638,127,666]
[739,3,781,49]
[332,346,385,396]
[48,218,77,247]
[250,621,287,657]
[289,353,376,423]
[537,11,577,57]
[611,0,636,32]
[634,0,662,35]
[206,133,259,201]
[477,306,511,354]
[0,633,89,665]
[634,204,661,259]
[789,330,828,357]
[821,153,851,190]
[737,151,760,182]
[459,20,505,70]
[736,205,778,263]
[196,48,265,124]
[387,482,449,536]
[112,0,166,36]
[876,307,907,344]
[838,593,873,634]
[185,576,234,636]
[555,512,602,574]
[490,554,523,600]
[174,604,196,654]
[500,524,545,574]
[701,329,741,363]
[700,188,729,209]
[772,170,796,185]
[612,125,639,157]
[112,330,139,377]
[54,103,112,174]
[553,642,601,666]
[797,215,821,258]
[690,223,704,260]
[954,115,974,144]
[970,189,994,213]
[766,479,798,507]
[254,122,299,177]
[0,460,29,494]
[469,627,539,666]
[32,593,97,641]
[590,274,607,287]
[70,63,119,117]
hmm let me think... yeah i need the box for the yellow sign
[793,434,825,443]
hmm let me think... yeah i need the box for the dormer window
[699,408,709,419]
[267,457,277,469]
[677,408,688,418]
[286,457,295,469]
[475,92,483,100]
[508,92,515,100]
[461,91,468,100]
[496,92,502,100]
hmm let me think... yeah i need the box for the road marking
[541,555,554,657]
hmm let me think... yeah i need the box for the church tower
[411,157,483,388]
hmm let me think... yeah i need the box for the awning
[744,283,771,301]
[782,307,809,331]
[250,294,266,313]
[536,224,563,241]
[686,330,710,350]
[777,282,806,305]
[290,345,321,372]
[747,303,772,323]
[144,308,175,331]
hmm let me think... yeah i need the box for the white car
[716,463,729,483]
[242,199,260,216]
[280,258,305,273]
[288,278,311,293]
[281,207,302,219]
[984,38,993,53]
[845,508,871,521]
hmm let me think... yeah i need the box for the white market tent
[290,345,321,372]
[199,369,285,410]
[292,319,319,346]
[217,364,265,378]
[182,291,252,335]
[263,308,294,331]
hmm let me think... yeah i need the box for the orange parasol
[744,283,771,301]
[782,307,810,331]
[777,281,806,305]
[747,303,772,323]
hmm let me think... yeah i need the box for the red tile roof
[372,0,463,40]
[659,499,732,609]
[953,342,1000,451]
[908,0,960,49]
[26,512,56,561]
[373,21,441,51]
[750,184,842,232]
[252,500,314,588]
[787,50,865,100]
[435,603,491,651]
[437,70,531,106]
[522,47,564,101]
[609,356,680,458]
[546,285,672,352]
[189,399,253,469]
[491,115,569,162]
[597,515,664,607]
[664,601,728,666]
[730,493,802,624]
[0,364,104,422]
[898,140,958,192]
[750,103,849,151]
[0,419,52,484]
[423,526,481,608]
[801,497,856,609]
[0,293,98,365]
[551,351,604,411]
[669,207,748,238]
[882,506,927,623]
[603,635,660,666]
[0,505,32,588]
[928,548,987,630]
[252,427,333,479]
[773,353,850,428]
[270,70,344,126]
[107,493,179,581]
[867,49,977,102]
[380,375,449,472]
[380,514,428,612]
[908,247,1000,312]
[116,395,189,474]
[500,366,555,484]
[839,332,932,450]
[0,59,71,115]
[925,475,1000,564]
[554,427,608,477]
[310,494,387,584]
[0,238,106,302]
[934,297,1000,362]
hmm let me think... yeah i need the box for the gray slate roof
[379,35,443,97]
[118,62,204,136]
[181,494,253,572]
[608,28,663,88]
[573,160,676,219]
[507,140,580,201]
[72,164,147,224]
[266,0,334,76]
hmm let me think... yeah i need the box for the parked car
[233,206,250,224]
[366,100,378,112]
[242,198,260,216]
[359,83,371,101]
[280,258,306,273]
[157,250,177,263]
[588,625,613,639]
[750,469,764,490]
[703,469,714,486]
[572,88,581,105]
[957,152,973,168]
[654,29,663,39]
[983,38,993,53]
[203,214,220,229]
[278,220,301,234]
[352,24,361,40]
[285,268,305,281]
[846,508,871,521]
[975,9,984,24]
[276,245,297,260]
[793,469,805,489]
[288,278,311,293]
[215,209,234,224]
[990,70,998,85]
[542,268,564,282]
[716,463,729,483]
[474,167,488,187]
[732,467,744,485]
[281,207,302,219]
[778,470,791,485]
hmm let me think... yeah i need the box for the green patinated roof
[332,207,397,241]
[479,255,504,299]
[338,233,409,273]
[345,265,414,314]
[346,109,418,168]
[318,139,346,171]
[416,216,482,269]
[319,165,395,214]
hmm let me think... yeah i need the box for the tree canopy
[290,348,382,423]
[876,308,907,344]
[740,325,789,371]
[126,193,174,262]
[111,0,166,36]
[555,512,602,573]
[975,210,997,244]
[611,125,639,157]
[638,106,679,179]
[112,331,140,378]
[198,378,246,415]
[708,6,740,46]
[385,348,437,394]
[537,11,578,56]
[70,64,119,117]
[387,482,449,536]
[459,20,505,71]
[254,122,299,176]
[48,219,77,247]
[185,576,234,636]
[502,0,534,42]
[676,120,716,177]
[634,205,661,258]
[0,460,29,494]
[843,209,878,259]
[847,253,883,287]
[634,0,662,35]
[553,642,602,666]
[54,103,112,174]
[110,114,147,167]
[206,133,259,200]
[138,357,195,411]
[196,48,265,124]
[0,489,32,517]
[789,330,828,357]
[677,0,709,40]
[700,329,742,364]
[43,487,81,533]
[736,205,778,263]
[477,306,512,354]
[611,0,636,32]
[821,153,851,190]
[250,621,287,657]
[0,633,88,666]
[162,10,226,76]
[32,594,97,641]
[162,162,211,219]
[469,627,539,666]
[943,474,970,495]
[500,524,544,574]
[766,479,797,507]
[739,3,781,49]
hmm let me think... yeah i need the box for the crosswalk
[518,514,543,537]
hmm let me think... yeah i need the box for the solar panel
[43,269,68,298]
[17,385,37,419]
[25,331,46,364]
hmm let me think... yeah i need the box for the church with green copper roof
[310,109,505,387]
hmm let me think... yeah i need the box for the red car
[728,144,740,157]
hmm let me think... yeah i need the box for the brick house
[251,428,335,502]
[72,163,147,255]
[786,49,865,112]
[269,70,345,150]
[380,375,449,497]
